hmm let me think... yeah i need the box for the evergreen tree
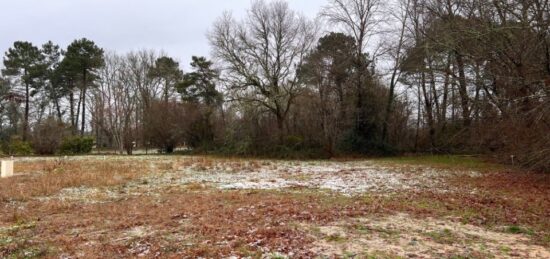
[63,38,104,135]
[178,56,222,106]
[149,57,183,102]
[41,41,66,121]
[148,56,183,103]
[178,56,222,148]
[2,41,45,140]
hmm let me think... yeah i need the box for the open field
[1,156,549,258]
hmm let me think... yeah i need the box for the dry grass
[0,189,374,258]
[0,159,144,202]
[172,156,271,173]
[378,171,550,246]
[1,156,549,257]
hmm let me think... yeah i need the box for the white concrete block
[1,160,14,178]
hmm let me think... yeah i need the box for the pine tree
[63,38,104,136]
[178,56,221,106]
[148,57,183,103]
[2,41,45,140]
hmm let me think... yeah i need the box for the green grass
[426,228,457,244]
[506,225,534,235]
[376,155,502,171]
[325,233,347,243]
[361,251,403,259]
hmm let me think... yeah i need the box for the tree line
[0,0,548,171]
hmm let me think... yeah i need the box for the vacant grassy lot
[1,155,549,258]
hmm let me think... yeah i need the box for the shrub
[2,136,33,156]
[31,118,68,155]
[284,135,304,150]
[144,101,188,153]
[339,129,396,156]
[59,137,94,155]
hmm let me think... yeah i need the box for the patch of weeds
[0,235,14,246]
[309,226,322,236]
[498,245,511,254]
[542,234,550,245]
[354,224,369,234]
[458,208,481,225]
[414,200,444,211]
[449,251,495,259]
[462,233,482,246]
[506,225,534,235]
[478,243,488,251]
[373,227,400,239]
[5,245,51,259]
[343,251,358,258]
[449,255,470,259]
[184,182,209,191]
[376,155,500,171]
[325,233,347,243]
[4,221,37,235]
[238,246,261,257]
[426,228,457,245]
[267,252,288,259]
[361,250,403,259]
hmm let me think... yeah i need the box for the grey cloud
[1,0,324,69]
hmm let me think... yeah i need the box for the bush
[59,137,95,155]
[144,101,188,153]
[2,136,33,156]
[31,118,68,155]
[284,135,304,150]
[339,129,396,156]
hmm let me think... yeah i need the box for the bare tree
[93,53,138,154]
[210,0,318,142]
[124,50,163,148]
[322,0,385,57]
[382,0,412,142]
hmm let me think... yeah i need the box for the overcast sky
[1,0,325,70]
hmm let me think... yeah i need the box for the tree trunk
[382,0,409,142]
[455,52,471,126]
[336,85,346,130]
[70,91,75,135]
[421,72,436,151]
[164,79,169,103]
[414,86,422,152]
[81,70,87,136]
[23,82,29,141]
[276,113,285,144]
[440,54,451,133]
[55,98,63,122]
[383,70,398,142]
[75,90,82,135]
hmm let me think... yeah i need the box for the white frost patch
[154,160,461,195]
[34,157,473,202]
